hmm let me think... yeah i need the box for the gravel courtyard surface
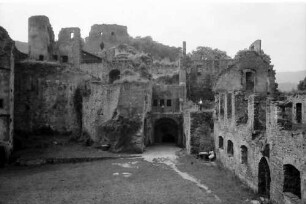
[0,145,260,204]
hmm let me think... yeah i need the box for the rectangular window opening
[167,99,172,107]
[160,99,165,107]
[39,55,44,61]
[61,56,68,63]
[296,103,302,124]
[0,99,3,109]
[153,99,158,106]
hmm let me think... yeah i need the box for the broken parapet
[28,15,55,61]
[249,40,261,53]
[56,27,82,68]
[84,24,130,55]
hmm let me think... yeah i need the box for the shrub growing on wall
[101,115,142,152]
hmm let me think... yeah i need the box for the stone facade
[14,61,91,135]
[213,41,305,204]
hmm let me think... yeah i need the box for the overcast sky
[0,0,305,72]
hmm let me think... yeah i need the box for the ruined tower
[56,27,82,67]
[28,15,54,61]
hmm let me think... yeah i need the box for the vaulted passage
[154,118,178,144]
[258,157,271,198]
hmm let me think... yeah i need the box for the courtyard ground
[0,144,262,204]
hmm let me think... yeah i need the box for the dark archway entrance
[258,157,271,198]
[154,118,178,144]
[109,69,120,84]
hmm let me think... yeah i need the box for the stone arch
[154,118,179,144]
[283,164,301,198]
[258,157,271,198]
[109,69,120,84]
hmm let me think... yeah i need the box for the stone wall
[0,26,14,159]
[152,85,183,113]
[82,81,152,152]
[82,82,121,141]
[266,100,305,204]
[84,24,130,56]
[14,61,90,135]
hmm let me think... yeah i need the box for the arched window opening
[218,136,224,149]
[227,140,234,156]
[241,145,248,164]
[258,157,271,198]
[283,164,301,199]
[109,70,120,84]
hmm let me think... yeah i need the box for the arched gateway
[153,117,183,146]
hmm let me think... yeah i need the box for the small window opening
[227,93,232,119]
[111,31,115,36]
[71,32,74,39]
[61,56,68,63]
[246,72,255,91]
[100,42,104,50]
[220,94,225,117]
[0,99,3,109]
[39,55,44,61]
[241,145,248,164]
[296,103,302,124]
[53,55,58,61]
[227,140,234,156]
[153,99,158,106]
[218,136,224,149]
[167,99,172,107]
[160,99,165,107]
[283,164,301,199]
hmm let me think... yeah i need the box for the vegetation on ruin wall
[154,73,179,85]
[190,46,231,60]
[101,115,142,151]
[129,36,181,62]
[297,76,306,91]
[191,125,214,154]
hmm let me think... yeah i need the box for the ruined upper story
[214,40,276,96]
[83,24,130,56]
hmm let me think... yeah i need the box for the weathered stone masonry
[0,27,15,163]
[213,41,306,204]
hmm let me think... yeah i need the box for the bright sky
[0,0,305,72]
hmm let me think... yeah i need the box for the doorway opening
[154,118,178,144]
[258,157,271,198]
